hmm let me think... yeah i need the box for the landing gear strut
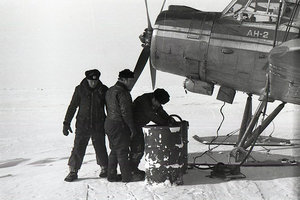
[231,93,286,163]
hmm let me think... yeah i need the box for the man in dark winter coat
[63,69,109,182]
[104,69,143,182]
[130,88,174,174]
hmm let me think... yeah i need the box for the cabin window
[281,2,299,24]
[243,0,280,22]
[224,0,297,23]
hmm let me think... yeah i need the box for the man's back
[133,93,170,127]
[105,82,134,124]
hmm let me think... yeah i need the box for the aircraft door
[207,17,239,89]
[225,19,257,92]
[184,13,215,81]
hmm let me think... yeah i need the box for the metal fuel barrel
[143,117,188,185]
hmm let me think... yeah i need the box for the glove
[168,117,176,126]
[63,124,73,136]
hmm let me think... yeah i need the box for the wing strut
[273,0,283,47]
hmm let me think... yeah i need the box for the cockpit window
[223,0,297,23]
[224,0,248,15]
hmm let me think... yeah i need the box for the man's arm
[117,91,136,133]
[64,87,80,126]
[143,106,169,126]
[157,106,170,120]
[100,84,108,116]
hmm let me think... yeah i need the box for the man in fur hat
[130,88,175,175]
[63,69,109,182]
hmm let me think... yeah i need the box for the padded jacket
[105,81,135,132]
[64,78,108,133]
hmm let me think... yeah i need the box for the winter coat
[64,78,108,133]
[133,93,170,127]
[105,81,135,132]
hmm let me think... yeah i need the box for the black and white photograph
[1,0,299,199]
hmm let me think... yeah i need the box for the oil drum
[143,120,188,185]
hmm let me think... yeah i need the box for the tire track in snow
[86,184,100,200]
[145,185,163,200]
[124,183,138,200]
[253,182,266,200]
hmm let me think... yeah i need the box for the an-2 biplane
[132,0,300,177]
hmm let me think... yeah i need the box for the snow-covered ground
[1,0,299,199]
[0,86,299,200]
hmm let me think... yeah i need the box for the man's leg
[116,129,144,182]
[129,127,145,174]
[107,149,122,182]
[117,145,145,182]
[91,129,108,177]
[65,134,89,182]
[105,119,122,182]
[116,146,132,182]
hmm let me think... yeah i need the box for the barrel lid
[143,125,181,133]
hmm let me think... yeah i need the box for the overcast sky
[0,0,231,89]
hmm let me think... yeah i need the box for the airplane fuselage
[151,5,300,104]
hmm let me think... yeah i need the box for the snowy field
[0,86,299,200]
[0,0,299,199]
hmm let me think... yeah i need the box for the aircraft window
[283,5,293,17]
[224,0,287,23]
[280,3,300,25]
[243,1,280,22]
[224,1,246,16]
